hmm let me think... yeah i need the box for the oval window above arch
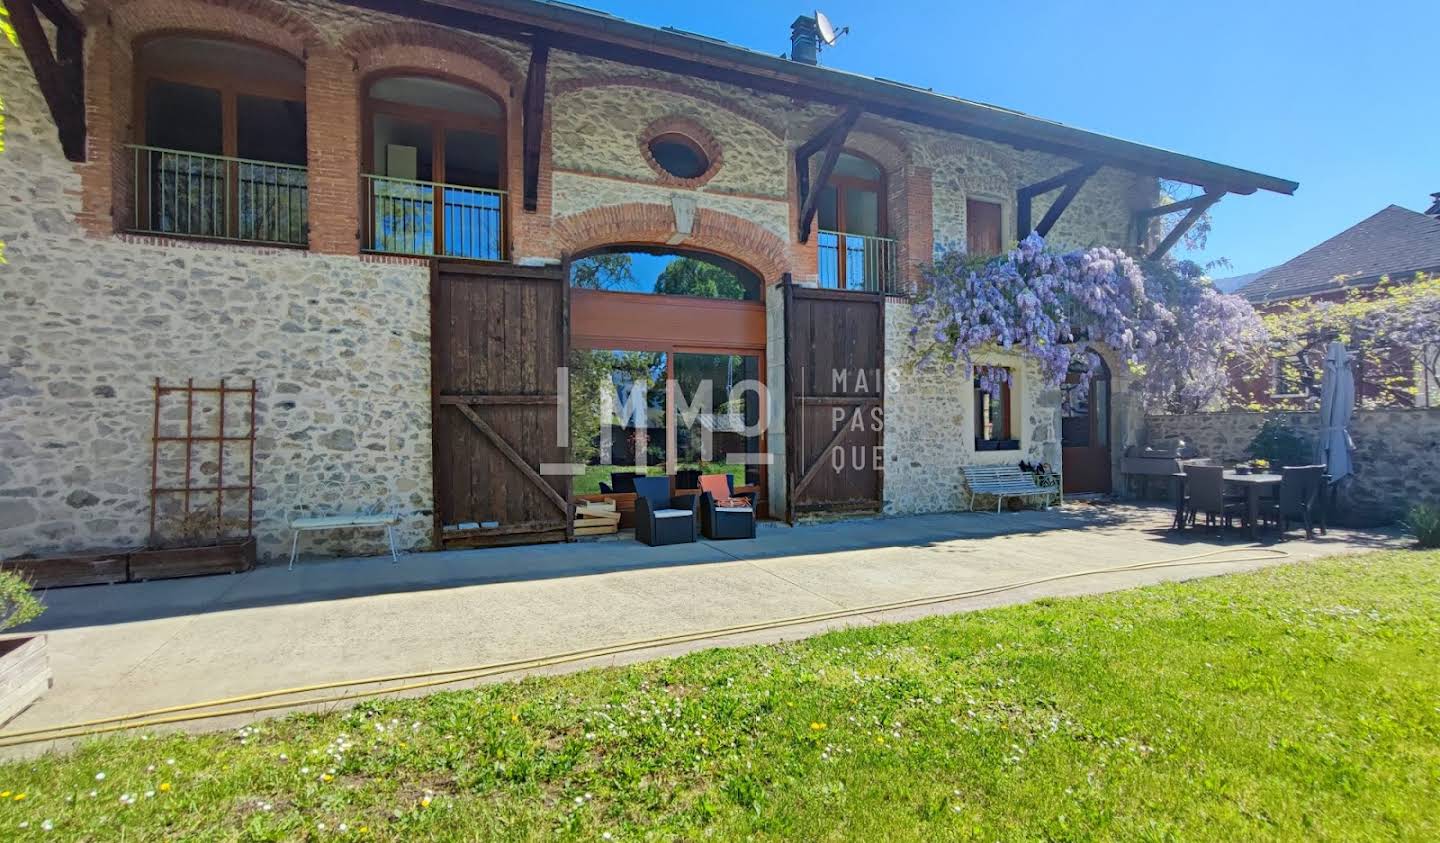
[639,118,722,186]
[647,134,709,180]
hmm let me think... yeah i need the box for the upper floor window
[363,75,506,260]
[129,37,307,246]
[817,152,898,293]
[966,198,1003,256]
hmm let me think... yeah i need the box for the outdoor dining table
[1169,471,1283,539]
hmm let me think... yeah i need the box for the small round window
[647,133,710,180]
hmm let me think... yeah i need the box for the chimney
[1427,192,1440,218]
[790,15,819,65]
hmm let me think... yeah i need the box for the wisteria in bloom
[1137,258,1268,412]
[910,234,1174,397]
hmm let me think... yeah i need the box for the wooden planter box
[0,635,52,727]
[128,537,256,581]
[1,549,130,588]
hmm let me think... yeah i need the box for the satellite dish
[815,10,849,47]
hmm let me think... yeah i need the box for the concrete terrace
[3,504,1399,751]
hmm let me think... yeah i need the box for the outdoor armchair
[698,474,756,540]
[633,476,699,546]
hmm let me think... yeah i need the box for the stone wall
[1145,409,1440,522]
[1,0,1166,560]
[882,301,1063,515]
[1,42,434,561]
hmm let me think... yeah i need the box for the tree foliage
[654,257,746,300]
[1260,273,1440,408]
[570,253,635,290]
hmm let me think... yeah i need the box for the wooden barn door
[785,284,885,518]
[431,262,572,547]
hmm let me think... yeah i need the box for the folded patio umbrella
[1316,340,1355,485]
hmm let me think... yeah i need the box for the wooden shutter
[966,199,1003,256]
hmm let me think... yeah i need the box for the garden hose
[0,546,1291,748]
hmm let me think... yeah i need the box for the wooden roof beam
[1017,163,1099,240]
[9,0,86,162]
[521,38,550,212]
[1143,190,1225,260]
[796,106,861,244]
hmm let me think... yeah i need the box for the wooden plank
[522,40,550,212]
[791,408,860,499]
[437,394,557,405]
[454,403,570,517]
[0,550,129,588]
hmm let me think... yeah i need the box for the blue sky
[585,0,1439,277]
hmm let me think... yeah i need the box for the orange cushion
[699,474,732,498]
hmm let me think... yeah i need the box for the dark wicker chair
[1261,465,1326,539]
[633,476,698,546]
[1184,465,1246,531]
[698,474,756,540]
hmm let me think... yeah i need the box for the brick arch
[341,23,523,92]
[552,76,785,140]
[846,123,910,175]
[553,203,791,282]
[107,0,324,57]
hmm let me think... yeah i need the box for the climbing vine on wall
[910,234,1267,412]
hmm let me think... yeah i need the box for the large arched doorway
[567,247,768,511]
[1061,349,1112,493]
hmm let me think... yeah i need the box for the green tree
[570,253,635,290]
[655,257,745,299]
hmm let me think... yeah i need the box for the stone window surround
[637,116,724,189]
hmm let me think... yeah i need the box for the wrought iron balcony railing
[127,145,308,246]
[363,175,505,261]
[817,230,902,295]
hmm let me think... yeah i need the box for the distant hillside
[1212,269,1270,294]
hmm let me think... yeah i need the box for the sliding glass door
[570,348,765,497]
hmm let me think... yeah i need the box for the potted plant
[0,571,48,726]
[128,509,257,581]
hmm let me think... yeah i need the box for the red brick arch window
[638,117,723,188]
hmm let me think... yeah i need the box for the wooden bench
[960,465,1061,512]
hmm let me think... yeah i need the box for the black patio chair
[1183,464,1246,531]
[1260,465,1326,539]
[633,476,699,546]
[698,474,756,540]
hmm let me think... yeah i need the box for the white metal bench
[960,465,1061,513]
[288,513,401,570]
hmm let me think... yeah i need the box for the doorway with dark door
[1061,349,1112,493]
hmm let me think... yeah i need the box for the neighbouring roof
[357,0,1299,197]
[1237,205,1440,303]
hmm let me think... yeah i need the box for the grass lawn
[2,549,1437,840]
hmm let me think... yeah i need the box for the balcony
[817,230,901,295]
[363,175,505,261]
[127,145,308,246]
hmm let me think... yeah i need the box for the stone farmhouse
[1,0,1296,561]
